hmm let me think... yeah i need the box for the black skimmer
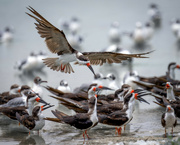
[57,80,71,93]
[167,62,180,79]
[32,76,47,97]
[148,3,161,26]
[50,85,101,141]
[161,105,177,137]
[0,86,48,115]
[98,92,149,136]
[49,86,149,115]
[16,105,53,134]
[26,6,152,75]
[165,82,176,101]
[0,106,28,120]
[154,94,180,120]
[138,62,180,85]
[46,85,88,101]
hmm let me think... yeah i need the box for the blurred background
[0,0,180,144]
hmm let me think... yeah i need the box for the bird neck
[27,101,35,116]
[125,101,134,118]
[169,67,175,79]
[167,88,176,101]
[88,97,97,116]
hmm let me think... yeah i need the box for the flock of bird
[0,3,180,143]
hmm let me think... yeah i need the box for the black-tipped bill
[137,97,150,104]
[86,63,96,76]
[41,104,54,111]
[98,86,114,91]
[38,98,50,105]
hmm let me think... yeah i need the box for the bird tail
[51,110,68,122]
[42,57,74,73]
[45,86,65,96]
[44,117,62,123]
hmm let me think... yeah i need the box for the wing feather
[82,51,153,65]
[26,6,75,55]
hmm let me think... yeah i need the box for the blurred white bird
[123,71,139,90]
[0,27,13,43]
[57,80,71,93]
[147,3,161,26]
[67,33,83,50]
[58,17,81,34]
[14,51,46,73]
[171,19,180,36]
[108,21,121,44]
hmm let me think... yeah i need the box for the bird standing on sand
[161,105,177,137]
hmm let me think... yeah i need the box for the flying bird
[26,6,153,75]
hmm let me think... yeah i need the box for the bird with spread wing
[26,6,153,75]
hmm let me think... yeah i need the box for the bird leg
[83,132,85,141]
[164,128,166,138]
[124,125,126,131]
[115,127,118,134]
[171,127,173,136]
[118,127,122,136]
[18,122,21,126]
[85,130,90,140]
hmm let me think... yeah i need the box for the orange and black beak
[93,85,113,95]
[41,104,54,111]
[166,83,170,89]
[167,106,171,111]
[176,65,180,69]
[86,63,96,76]
[135,93,150,104]
[36,97,49,105]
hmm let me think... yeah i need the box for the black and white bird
[161,105,177,137]
[16,105,53,134]
[165,82,176,101]
[26,6,152,76]
[50,85,101,141]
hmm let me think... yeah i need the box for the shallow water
[0,0,180,145]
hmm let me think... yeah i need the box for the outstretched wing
[26,6,75,55]
[80,51,153,65]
